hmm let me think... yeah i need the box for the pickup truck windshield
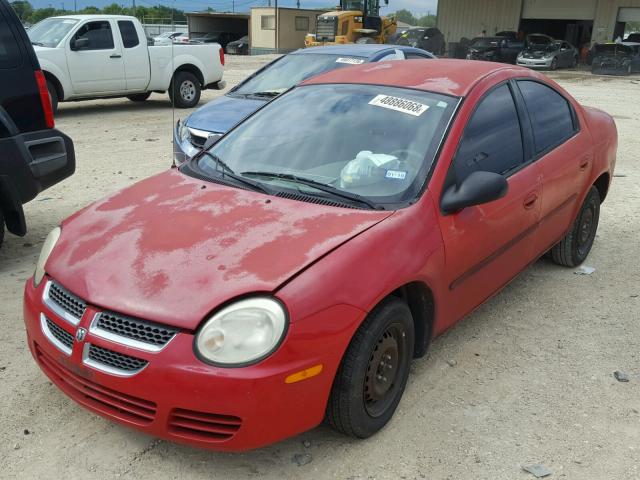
[195,84,457,207]
[232,54,366,96]
[28,18,79,47]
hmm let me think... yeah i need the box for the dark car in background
[174,44,435,162]
[191,31,242,49]
[466,36,524,63]
[592,42,640,75]
[625,33,640,43]
[395,27,445,55]
[226,35,249,55]
[0,0,75,248]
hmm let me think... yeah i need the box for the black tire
[0,209,5,248]
[572,56,578,68]
[127,92,152,102]
[550,57,558,70]
[550,186,600,267]
[46,80,58,114]
[169,71,201,108]
[326,298,415,438]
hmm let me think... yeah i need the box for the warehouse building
[438,0,640,50]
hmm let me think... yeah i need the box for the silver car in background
[517,35,578,70]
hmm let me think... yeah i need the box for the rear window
[118,20,139,48]
[0,10,22,69]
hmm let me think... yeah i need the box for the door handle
[109,54,122,58]
[523,192,538,210]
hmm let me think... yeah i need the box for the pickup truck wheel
[127,92,152,102]
[550,186,600,267]
[170,72,201,108]
[46,80,58,114]
[326,298,414,438]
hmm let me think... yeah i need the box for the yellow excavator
[305,0,396,47]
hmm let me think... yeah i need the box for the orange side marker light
[285,364,323,384]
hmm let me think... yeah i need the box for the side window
[341,20,349,36]
[0,10,22,69]
[452,84,524,183]
[378,50,405,61]
[518,80,576,154]
[118,21,139,48]
[405,52,431,59]
[73,21,114,50]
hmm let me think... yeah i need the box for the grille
[94,312,178,347]
[168,408,242,442]
[87,344,148,373]
[276,191,358,209]
[45,317,74,350]
[316,16,337,41]
[188,131,207,148]
[48,281,87,320]
[35,344,157,425]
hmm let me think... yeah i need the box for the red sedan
[23,60,617,451]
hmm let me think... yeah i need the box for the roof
[301,59,525,97]
[51,14,135,20]
[296,44,417,57]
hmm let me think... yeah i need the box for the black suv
[0,0,75,248]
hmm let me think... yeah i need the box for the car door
[117,20,149,91]
[437,82,542,327]
[515,80,587,256]
[65,19,125,95]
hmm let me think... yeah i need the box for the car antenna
[171,1,176,168]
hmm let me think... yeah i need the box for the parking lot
[1,55,639,479]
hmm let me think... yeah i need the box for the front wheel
[550,57,558,70]
[550,186,600,267]
[169,71,201,108]
[326,298,414,438]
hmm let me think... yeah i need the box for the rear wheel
[169,71,201,108]
[550,186,600,267]
[326,298,414,438]
[127,92,152,102]
[46,80,58,114]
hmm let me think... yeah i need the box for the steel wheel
[364,324,406,418]
[180,80,196,102]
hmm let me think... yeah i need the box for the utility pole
[274,0,278,53]
[132,0,136,15]
[74,0,77,11]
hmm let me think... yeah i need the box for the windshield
[232,54,366,96]
[28,17,78,47]
[193,84,457,207]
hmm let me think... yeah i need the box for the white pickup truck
[27,15,225,112]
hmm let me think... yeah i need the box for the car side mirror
[71,37,89,50]
[441,171,508,214]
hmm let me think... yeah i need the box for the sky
[27,0,438,17]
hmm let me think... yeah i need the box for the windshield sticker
[437,101,448,109]
[385,170,407,180]
[369,95,429,116]
[336,57,365,64]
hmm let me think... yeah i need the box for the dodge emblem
[75,328,87,342]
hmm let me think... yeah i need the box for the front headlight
[195,297,288,366]
[34,226,60,287]
[178,118,190,143]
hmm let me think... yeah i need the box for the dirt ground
[1,56,639,480]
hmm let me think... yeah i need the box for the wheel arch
[593,171,610,203]
[387,281,435,358]
[173,63,205,86]
[42,70,64,101]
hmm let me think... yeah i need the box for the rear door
[65,19,126,95]
[437,82,542,328]
[117,19,149,91]
[514,80,587,256]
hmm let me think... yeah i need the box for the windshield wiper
[247,91,282,98]
[241,171,381,210]
[193,151,271,194]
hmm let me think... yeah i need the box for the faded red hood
[46,170,391,329]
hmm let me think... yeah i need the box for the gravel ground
[1,56,639,480]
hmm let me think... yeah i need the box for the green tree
[394,8,416,25]
[416,14,436,28]
[10,0,33,20]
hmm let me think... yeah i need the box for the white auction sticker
[369,95,429,116]
[336,57,365,64]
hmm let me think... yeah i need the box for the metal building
[437,0,640,49]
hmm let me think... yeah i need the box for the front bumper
[173,119,223,166]
[24,277,364,451]
[516,57,553,69]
